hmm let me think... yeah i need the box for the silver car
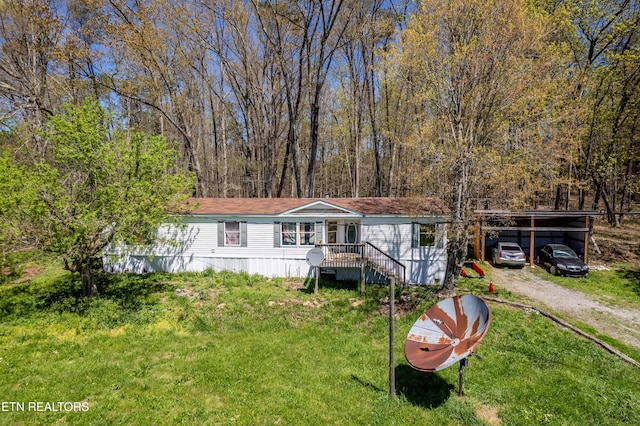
[491,242,526,268]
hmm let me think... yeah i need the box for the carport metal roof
[473,210,598,265]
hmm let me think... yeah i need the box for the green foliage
[1,265,639,425]
[0,99,193,281]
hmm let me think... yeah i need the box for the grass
[529,263,640,310]
[0,258,639,425]
[471,261,640,363]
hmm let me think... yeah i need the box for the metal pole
[458,358,468,397]
[314,266,319,294]
[389,278,396,397]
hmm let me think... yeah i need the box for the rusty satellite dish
[405,294,492,372]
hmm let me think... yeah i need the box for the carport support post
[583,216,590,265]
[530,215,535,267]
[474,220,483,261]
[389,277,396,397]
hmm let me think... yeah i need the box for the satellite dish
[306,248,325,267]
[404,294,492,372]
[307,248,325,295]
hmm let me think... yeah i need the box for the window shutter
[411,223,419,248]
[240,222,247,247]
[217,222,225,247]
[315,221,323,244]
[273,222,281,247]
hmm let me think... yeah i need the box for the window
[419,224,435,246]
[225,221,241,246]
[346,223,358,243]
[281,223,296,246]
[412,223,437,247]
[279,222,315,246]
[300,223,315,246]
[327,222,337,243]
[218,221,247,247]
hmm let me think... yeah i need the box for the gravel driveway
[489,265,640,352]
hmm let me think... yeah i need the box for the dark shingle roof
[182,197,449,216]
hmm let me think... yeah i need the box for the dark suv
[535,244,588,277]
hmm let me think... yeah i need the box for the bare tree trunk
[440,222,467,298]
[81,264,98,297]
[440,158,472,297]
[365,52,383,197]
[277,137,292,197]
[348,69,362,198]
[383,78,398,196]
[618,160,633,224]
[554,185,563,210]
[306,95,321,197]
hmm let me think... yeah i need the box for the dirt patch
[349,297,364,307]
[379,292,424,317]
[476,405,501,426]
[268,298,327,308]
[591,218,640,265]
[12,266,43,283]
[283,279,307,291]
[489,266,640,352]
[175,288,200,300]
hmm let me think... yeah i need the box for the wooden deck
[315,243,406,291]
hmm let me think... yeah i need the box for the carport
[473,210,597,266]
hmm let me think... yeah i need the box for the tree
[215,0,288,197]
[0,0,64,149]
[398,0,569,296]
[331,0,396,197]
[0,99,193,296]
[560,0,640,223]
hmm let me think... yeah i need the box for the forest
[1,0,639,214]
[0,1,639,291]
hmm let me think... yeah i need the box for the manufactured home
[103,197,450,285]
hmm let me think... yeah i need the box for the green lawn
[0,259,639,425]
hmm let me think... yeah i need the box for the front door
[346,222,358,243]
[326,221,360,244]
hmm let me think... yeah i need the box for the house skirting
[103,254,445,285]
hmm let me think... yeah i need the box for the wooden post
[583,216,590,265]
[360,265,365,295]
[530,215,535,266]
[480,227,486,264]
[389,277,396,397]
[474,220,481,260]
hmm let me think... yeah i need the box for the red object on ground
[489,281,495,293]
[472,262,486,277]
[460,262,485,279]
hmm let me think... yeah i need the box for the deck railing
[315,243,406,285]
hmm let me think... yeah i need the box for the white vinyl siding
[104,214,448,285]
